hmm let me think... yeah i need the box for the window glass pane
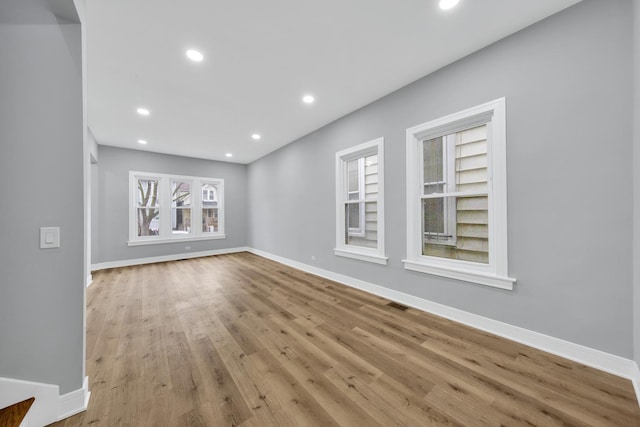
[347,159,359,192]
[423,197,445,235]
[364,154,378,201]
[423,137,443,186]
[172,181,191,207]
[424,125,489,195]
[202,183,217,202]
[137,208,159,236]
[202,207,218,232]
[422,195,489,264]
[345,201,377,248]
[172,207,191,233]
[137,179,159,207]
[347,202,360,230]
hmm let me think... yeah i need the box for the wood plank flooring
[50,252,640,426]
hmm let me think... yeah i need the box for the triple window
[129,172,225,245]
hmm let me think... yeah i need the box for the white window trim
[128,171,225,246]
[335,137,387,265]
[403,98,516,290]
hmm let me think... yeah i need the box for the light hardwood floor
[51,252,640,426]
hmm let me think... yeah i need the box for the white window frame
[128,171,225,246]
[404,98,516,290]
[334,137,387,265]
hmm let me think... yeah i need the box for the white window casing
[128,171,225,246]
[335,137,387,265]
[404,98,516,290]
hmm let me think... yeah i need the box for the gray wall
[634,0,640,366]
[90,129,100,265]
[0,7,84,393]
[248,0,635,357]
[95,146,248,264]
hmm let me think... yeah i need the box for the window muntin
[129,172,225,245]
[404,98,515,289]
[335,138,387,264]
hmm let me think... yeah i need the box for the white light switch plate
[40,227,60,249]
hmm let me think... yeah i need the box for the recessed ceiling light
[225,153,233,158]
[136,107,150,116]
[251,133,261,140]
[138,139,148,145]
[186,49,204,62]
[302,95,315,104]
[439,0,460,10]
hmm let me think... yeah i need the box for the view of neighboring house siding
[423,125,489,263]
[348,154,378,248]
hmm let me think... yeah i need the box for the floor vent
[387,301,409,311]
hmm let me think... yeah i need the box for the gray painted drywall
[634,0,640,366]
[0,9,84,393]
[89,129,99,265]
[248,0,634,357]
[95,146,248,264]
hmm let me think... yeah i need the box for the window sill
[128,234,226,246]
[334,248,388,265]
[402,259,515,290]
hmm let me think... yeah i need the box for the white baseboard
[632,362,640,406]
[91,246,250,271]
[0,376,90,426]
[58,376,90,421]
[247,248,640,406]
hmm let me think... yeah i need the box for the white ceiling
[86,0,582,164]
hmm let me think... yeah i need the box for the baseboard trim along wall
[0,376,90,426]
[247,248,640,406]
[91,246,250,271]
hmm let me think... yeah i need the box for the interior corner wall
[89,130,99,265]
[94,146,248,264]
[633,0,640,366]
[0,15,84,392]
[247,0,635,357]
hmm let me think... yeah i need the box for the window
[171,180,191,234]
[201,183,219,233]
[129,172,225,245]
[404,98,515,289]
[335,137,387,265]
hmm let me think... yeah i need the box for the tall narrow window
[129,172,225,245]
[136,178,160,236]
[171,180,191,234]
[202,183,219,233]
[335,138,387,265]
[404,98,515,289]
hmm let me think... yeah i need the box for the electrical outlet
[311,255,316,261]
[185,246,191,251]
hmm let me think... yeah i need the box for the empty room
[2,0,640,425]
